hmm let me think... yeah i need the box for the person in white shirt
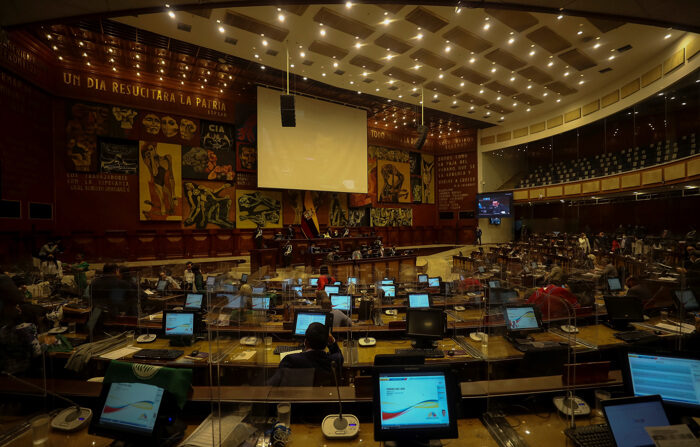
[183,261,194,288]
[39,254,62,279]
[578,233,591,254]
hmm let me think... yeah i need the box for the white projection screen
[257,86,367,193]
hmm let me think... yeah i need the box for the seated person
[158,269,180,290]
[39,253,63,279]
[267,322,343,386]
[544,262,564,285]
[526,277,594,319]
[89,264,138,316]
[0,275,44,374]
[625,276,652,304]
[317,265,336,291]
[601,258,618,279]
[318,291,353,328]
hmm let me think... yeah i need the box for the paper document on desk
[143,289,155,295]
[232,350,256,361]
[655,322,696,334]
[279,349,302,360]
[180,413,255,447]
[100,346,141,360]
[646,425,700,447]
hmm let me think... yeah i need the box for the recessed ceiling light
[510,76,515,82]
[320,29,326,36]
[470,106,475,110]
[664,33,671,39]
[290,64,295,68]
[278,14,285,22]
[355,42,361,49]
[483,23,490,30]
[333,62,338,67]
[608,55,615,60]
[547,61,554,67]
[469,57,476,64]
[496,96,501,100]
[479,89,484,94]
[508,38,515,44]
[556,98,561,102]
[564,71,569,76]
[219,26,225,33]
[346,1,352,8]
[168,11,175,18]
[526,107,531,111]
[593,43,601,49]
[254,54,259,59]
[322,73,326,76]
[350,81,354,84]
[445,45,451,52]
[527,84,532,89]
[557,14,563,19]
[300,52,305,57]
[412,87,417,91]
[303,76,307,80]
[413,64,420,70]
[543,92,548,96]
[433,94,438,98]
[398,95,402,98]
[512,102,517,106]
[438,73,444,79]
[578,80,584,85]
[460,82,465,87]
[577,30,583,35]
[416,33,423,40]
[453,100,457,104]
[529,50,535,56]
[58,56,63,60]
[383,18,390,26]
[491,67,496,73]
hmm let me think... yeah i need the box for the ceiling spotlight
[438,73,444,79]
[512,102,517,106]
[527,84,532,89]
[460,82,465,87]
[529,50,535,56]
[508,38,514,44]
[218,26,225,33]
[491,67,496,73]
[496,96,501,100]
[543,92,548,96]
[470,106,475,110]
[510,76,515,82]
[578,80,584,85]
[483,23,490,30]
[362,71,368,76]
[387,54,393,60]
[412,87,417,91]
[383,18,390,26]
[58,56,63,60]
[479,89,484,94]
[557,14,563,19]
[333,62,338,67]
[547,61,554,67]
[112,67,116,71]
[320,28,326,36]
[564,71,569,76]
[322,72,326,76]
[452,100,457,104]
[278,14,285,22]
[577,30,583,35]
[526,107,531,112]
[664,33,671,39]
[433,94,438,98]
[262,40,268,46]
[594,43,601,49]
[168,11,175,18]
[350,81,354,84]
[416,33,423,40]
[469,57,476,64]
[300,52,305,57]
[608,55,615,60]
[556,98,561,102]
[445,45,451,52]
[346,1,352,8]
[355,42,361,49]
[413,64,420,70]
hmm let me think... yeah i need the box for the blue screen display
[378,372,450,430]
[380,285,396,298]
[504,306,539,331]
[294,313,327,336]
[331,295,352,311]
[347,277,357,284]
[428,277,440,287]
[309,278,319,286]
[100,382,164,434]
[628,353,700,407]
[489,280,500,288]
[409,294,430,308]
[608,277,622,291]
[184,293,203,309]
[164,313,194,336]
[252,297,270,310]
[324,285,340,295]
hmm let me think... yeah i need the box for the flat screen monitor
[163,312,194,337]
[293,311,331,337]
[221,294,243,309]
[381,279,394,285]
[489,280,501,288]
[221,284,237,293]
[252,286,265,295]
[476,191,513,218]
[625,352,700,409]
[252,297,270,310]
[309,277,319,286]
[291,285,303,297]
[334,281,342,285]
[330,294,352,312]
[380,284,396,298]
[603,295,644,329]
[674,289,699,311]
[478,267,485,273]
[184,293,203,311]
[156,280,167,292]
[347,277,357,285]
[324,285,340,295]
[428,277,440,288]
[488,288,519,306]
[373,367,458,443]
[607,277,622,292]
[503,306,541,335]
[240,273,248,284]
[206,276,216,287]
[408,293,431,309]
[602,395,670,447]
[417,274,428,284]
[405,308,446,349]
[489,217,501,225]
[91,382,166,441]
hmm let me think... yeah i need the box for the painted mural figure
[183,182,234,229]
[329,193,348,226]
[141,143,175,217]
[379,163,408,202]
[238,191,281,226]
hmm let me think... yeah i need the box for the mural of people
[347,207,370,227]
[201,120,235,150]
[142,113,161,136]
[236,142,257,172]
[139,141,182,221]
[161,116,179,138]
[109,106,139,139]
[65,101,109,172]
[329,193,348,226]
[422,154,435,204]
[378,160,410,203]
[99,137,138,174]
[183,181,234,229]
[179,118,198,142]
[235,190,282,228]
[370,207,413,227]
[182,146,235,180]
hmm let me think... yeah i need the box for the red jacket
[317,274,336,291]
[526,285,579,319]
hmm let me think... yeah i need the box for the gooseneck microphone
[321,361,359,438]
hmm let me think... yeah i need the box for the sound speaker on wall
[415,125,428,150]
[280,94,296,127]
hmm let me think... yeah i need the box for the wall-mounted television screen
[476,192,513,218]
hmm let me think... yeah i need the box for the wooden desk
[329,255,417,284]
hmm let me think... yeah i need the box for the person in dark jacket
[267,322,343,386]
[89,264,138,316]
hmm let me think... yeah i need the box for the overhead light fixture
[577,30,583,35]
[594,43,601,49]
[469,57,476,64]
[416,33,423,40]
[510,76,515,82]
[547,61,554,67]
[564,71,569,76]
[444,45,451,52]
[346,1,352,8]
[483,23,490,30]
[218,26,225,33]
[529,50,535,56]
[262,40,268,46]
[608,55,615,60]
[557,14,563,19]
[664,33,671,39]
[438,73,444,79]
[508,38,514,44]
[320,28,326,36]
[278,14,285,22]
[168,11,175,18]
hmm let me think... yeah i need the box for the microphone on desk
[321,361,359,439]
[1,370,93,431]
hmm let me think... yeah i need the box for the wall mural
[235,108,257,172]
[235,189,282,228]
[200,120,235,151]
[181,146,235,181]
[349,147,377,207]
[329,192,349,226]
[370,207,413,227]
[140,113,200,146]
[422,153,435,204]
[139,141,182,221]
[109,106,140,139]
[99,137,138,174]
[65,101,109,173]
[283,190,304,225]
[183,181,235,229]
[377,160,411,203]
[347,206,370,227]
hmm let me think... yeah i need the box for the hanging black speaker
[415,125,428,150]
[280,94,296,127]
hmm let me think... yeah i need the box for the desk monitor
[417,274,428,284]
[293,311,332,337]
[503,305,541,338]
[90,381,180,444]
[478,266,485,274]
[220,294,244,309]
[205,276,216,287]
[240,273,248,284]
[488,288,519,306]
[406,308,446,349]
[291,285,303,297]
[373,366,458,444]
[380,284,396,298]
[603,295,644,330]
[674,289,699,312]
[607,277,623,292]
[163,311,195,338]
[330,294,352,312]
[488,280,501,288]
[625,352,700,409]
[252,297,270,310]
[347,277,357,285]
[184,293,203,311]
[602,395,670,447]
[428,277,441,288]
[408,293,431,309]
[156,280,167,293]
[324,285,340,295]
[381,279,394,285]
[252,286,265,295]
[221,284,237,293]
[309,277,319,286]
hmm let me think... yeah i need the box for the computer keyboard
[613,330,658,343]
[564,423,614,447]
[132,349,184,360]
[273,345,304,355]
[394,348,445,358]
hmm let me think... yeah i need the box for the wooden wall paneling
[440,225,456,244]
[103,231,129,261]
[130,231,158,261]
[601,177,620,191]
[688,157,700,177]
[235,229,254,255]
[457,225,475,244]
[621,173,641,189]
[68,231,100,261]
[185,230,211,258]
[210,230,233,257]
[399,226,412,246]
[162,231,186,259]
[387,259,400,281]
[359,262,373,284]
[642,168,663,185]
[664,162,686,181]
